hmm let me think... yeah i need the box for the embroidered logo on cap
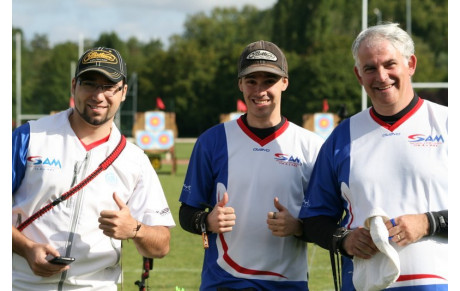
[247,50,277,62]
[82,50,118,65]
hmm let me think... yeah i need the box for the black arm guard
[179,203,208,235]
[425,209,448,236]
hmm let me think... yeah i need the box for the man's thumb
[113,192,126,210]
[274,197,285,212]
[217,192,229,207]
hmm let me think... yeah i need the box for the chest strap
[17,135,127,232]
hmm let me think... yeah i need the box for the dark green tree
[138,5,273,136]
[31,42,78,114]
[12,30,54,123]
[12,0,448,136]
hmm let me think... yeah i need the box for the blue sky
[12,0,277,47]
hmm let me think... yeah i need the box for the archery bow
[135,257,153,291]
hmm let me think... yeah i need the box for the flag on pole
[156,97,166,110]
[322,99,329,112]
[237,99,247,112]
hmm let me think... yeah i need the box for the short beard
[75,106,111,126]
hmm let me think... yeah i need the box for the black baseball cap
[75,47,127,83]
[238,40,288,78]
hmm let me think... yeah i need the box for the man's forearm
[132,224,171,258]
[12,226,33,257]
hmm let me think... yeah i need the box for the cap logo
[247,50,277,62]
[82,50,118,65]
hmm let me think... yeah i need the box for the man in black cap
[178,40,324,290]
[12,47,175,290]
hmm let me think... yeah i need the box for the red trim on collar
[236,117,289,147]
[370,98,424,132]
[80,134,111,151]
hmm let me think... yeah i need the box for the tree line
[12,0,447,137]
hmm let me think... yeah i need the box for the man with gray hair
[298,23,448,290]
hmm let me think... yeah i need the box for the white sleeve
[127,154,176,228]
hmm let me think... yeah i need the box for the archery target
[156,130,174,150]
[136,130,156,150]
[314,113,334,139]
[135,130,174,150]
[145,111,165,131]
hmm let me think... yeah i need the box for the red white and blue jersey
[299,98,448,290]
[180,117,323,290]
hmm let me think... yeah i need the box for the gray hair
[351,23,414,68]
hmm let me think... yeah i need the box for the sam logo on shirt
[274,153,302,167]
[408,134,444,147]
[27,156,62,169]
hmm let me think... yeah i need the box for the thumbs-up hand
[267,197,303,237]
[206,192,236,234]
[99,192,138,239]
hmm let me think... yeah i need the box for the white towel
[352,208,400,291]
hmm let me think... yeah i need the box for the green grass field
[119,142,335,291]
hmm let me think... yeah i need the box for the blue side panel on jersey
[178,123,230,290]
[12,123,30,194]
[299,118,352,222]
[179,123,228,209]
[341,257,355,291]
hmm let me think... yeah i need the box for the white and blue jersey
[12,109,175,290]
[299,98,448,290]
[180,117,323,290]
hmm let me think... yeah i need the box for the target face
[136,131,156,150]
[145,111,165,131]
[314,113,334,139]
[156,130,174,149]
[318,117,331,128]
[135,130,174,150]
